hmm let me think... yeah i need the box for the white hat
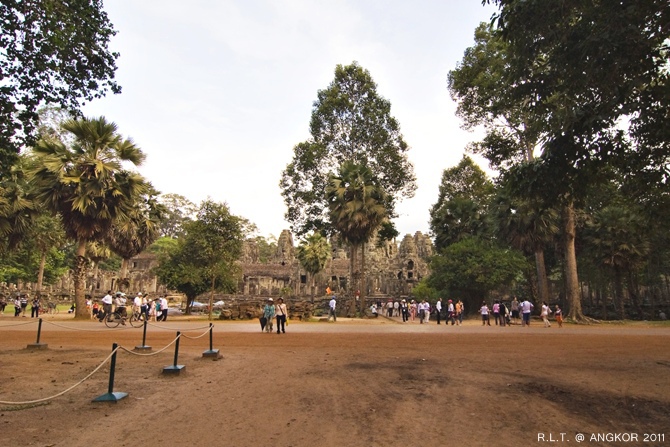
[268,298,273,302]
[138,292,142,296]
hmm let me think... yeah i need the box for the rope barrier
[146,321,212,331]
[118,333,181,356]
[0,346,120,406]
[42,320,136,332]
[0,319,39,328]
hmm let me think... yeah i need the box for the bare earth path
[0,315,669,447]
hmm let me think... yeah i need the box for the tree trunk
[613,266,625,320]
[36,249,47,297]
[73,238,89,319]
[360,242,366,315]
[208,275,215,321]
[118,258,130,292]
[564,203,585,321]
[535,248,550,304]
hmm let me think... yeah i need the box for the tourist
[492,300,501,326]
[140,293,149,320]
[159,295,169,322]
[455,300,463,325]
[541,301,552,328]
[14,295,21,317]
[92,301,100,320]
[511,296,520,325]
[420,299,430,324]
[263,298,276,332]
[370,303,378,318]
[133,292,143,318]
[30,295,40,318]
[20,294,28,316]
[100,291,113,322]
[386,300,393,317]
[519,298,534,327]
[275,297,288,334]
[400,299,409,322]
[447,299,455,325]
[393,300,400,317]
[328,295,337,322]
[554,305,563,328]
[409,300,417,321]
[499,301,508,327]
[435,298,443,325]
[479,301,491,326]
[0,296,6,314]
[114,292,127,321]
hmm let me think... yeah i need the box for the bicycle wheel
[104,312,121,328]
[51,306,59,315]
[129,312,144,328]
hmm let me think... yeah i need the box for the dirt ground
[0,314,669,447]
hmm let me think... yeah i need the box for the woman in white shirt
[275,297,288,334]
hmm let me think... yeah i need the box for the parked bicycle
[103,308,144,328]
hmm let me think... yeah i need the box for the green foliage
[157,193,197,238]
[411,279,438,301]
[326,161,388,247]
[254,235,277,264]
[0,0,120,172]
[429,156,494,251]
[296,232,331,277]
[154,200,245,311]
[0,241,68,285]
[280,62,416,236]
[428,237,528,312]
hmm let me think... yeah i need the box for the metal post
[202,322,220,358]
[93,343,128,402]
[163,331,185,374]
[27,318,48,350]
[134,319,152,352]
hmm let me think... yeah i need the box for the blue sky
[83,0,498,240]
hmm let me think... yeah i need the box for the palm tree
[105,185,164,291]
[296,232,331,302]
[0,157,38,251]
[29,116,146,318]
[326,161,387,313]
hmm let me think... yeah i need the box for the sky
[82,0,498,241]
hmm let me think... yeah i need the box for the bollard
[163,331,185,375]
[202,323,220,359]
[27,318,48,350]
[134,320,152,352]
[93,343,128,402]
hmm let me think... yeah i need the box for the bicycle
[128,309,146,328]
[103,309,128,328]
[44,303,59,315]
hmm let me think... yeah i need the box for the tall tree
[29,116,146,318]
[0,0,121,174]
[106,185,165,290]
[483,0,669,320]
[154,200,245,319]
[296,232,331,302]
[157,193,197,238]
[326,161,387,312]
[281,62,416,237]
[429,156,494,251]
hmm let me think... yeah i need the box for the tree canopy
[280,62,416,236]
[0,0,120,174]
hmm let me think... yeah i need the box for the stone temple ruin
[1,230,433,320]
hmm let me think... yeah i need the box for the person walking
[541,301,552,327]
[511,296,520,325]
[20,294,28,316]
[328,295,337,322]
[13,296,21,317]
[159,295,169,322]
[454,300,463,325]
[435,298,443,324]
[30,295,40,318]
[492,300,501,326]
[410,300,417,322]
[555,305,563,328]
[400,299,409,322]
[263,298,276,332]
[520,298,534,327]
[479,301,491,326]
[275,297,288,334]
[499,301,508,327]
[447,299,455,325]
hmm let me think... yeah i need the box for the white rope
[118,333,181,356]
[146,321,212,331]
[181,327,212,340]
[0,347,120,406]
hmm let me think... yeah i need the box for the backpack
[155,301,161,311]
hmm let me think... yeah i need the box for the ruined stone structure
[1,229,433,320]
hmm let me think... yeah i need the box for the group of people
[372,298,465,325]
[93,290,169,323]
[262,297,288,334]
[1,294,47,317]
[479,297,563,328]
